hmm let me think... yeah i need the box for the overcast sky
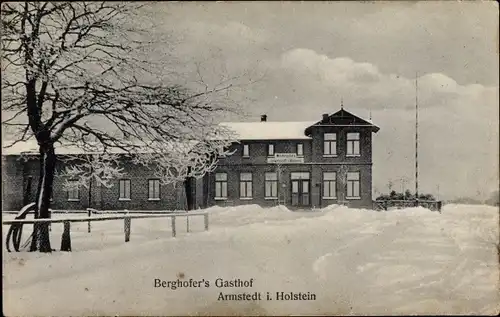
[138,1,499,200]
[3,2,497,201]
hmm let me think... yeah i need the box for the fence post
[87,208,92,233]
[171,216,176,237]
[124,217,131,242]
[60,220,72,252]
[204,213,209,231]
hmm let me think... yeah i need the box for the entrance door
[291,172,310,207]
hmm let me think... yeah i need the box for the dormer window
[323,133,337,156]
[243,144,250,157]
[346,133,360,157]
[268,144,275,156]
[296,143,304,156]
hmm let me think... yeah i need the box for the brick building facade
[2,154,196,211]
[204,108,379,209]
[2,108,379,211]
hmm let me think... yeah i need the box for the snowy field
[3,204,499,316]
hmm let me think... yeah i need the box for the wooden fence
[3,210,209,252]
[373,199,442,212]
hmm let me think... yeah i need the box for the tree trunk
[88,158,93,209]
[23,176,33,206]
[184,177,194,211]
[30,143,56,252]
[30,148,45,251]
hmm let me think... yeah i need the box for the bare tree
[58,133,238,213]
[1,2,246,252]
[338,164,348,205]
[59,152,125,211]
[61,153,124,190]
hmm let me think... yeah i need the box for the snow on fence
[3,209,209,252]
[84,208,187,233]
[2,209,88,214]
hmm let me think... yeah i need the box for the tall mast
[415,72,419,200]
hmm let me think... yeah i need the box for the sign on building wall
[267,153,304,164]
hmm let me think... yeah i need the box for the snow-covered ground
[3,204,499,316]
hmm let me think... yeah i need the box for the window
[346,172,360,199]
[148,179,160,200]
[323,172,337,199]
[119,179,131,200]
[243,144,250,157]
[268,144,275,156]
[67,180,80,201]
[347,133,360,156]
[215,173,227,199]
[265,172,278,198]
[297,143,304,156]
[291,172,310,180]
[240,172,252,199]
[323,133,337,156]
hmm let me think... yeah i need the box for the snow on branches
[130,125,237,185]
[58,124,237,188]
[1,1,249,252]
[59,153,125,190]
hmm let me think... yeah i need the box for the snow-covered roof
[219,121,315,141]
[2,140,39,155]
[1,139,201,156]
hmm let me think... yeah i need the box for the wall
[219,139,312,166]
[205,163,373,209]
[204,126,375,209]
[2,155,26,211]
[2,155,192,211]
[309,126,373,164]
[2,123,377,211]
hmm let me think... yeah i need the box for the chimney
[261,114,267,122]
[322,113,329,122]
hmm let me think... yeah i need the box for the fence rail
[3,208,209,252]
[2,212,209,225]
[2,209,186,215]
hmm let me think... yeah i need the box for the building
[203,108,380,209]
[1,108,379,211]
[1,150,197,212]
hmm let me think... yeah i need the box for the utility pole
[415,72,419,202]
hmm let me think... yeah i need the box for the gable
[304,109,380,136]
[328,109,373,125]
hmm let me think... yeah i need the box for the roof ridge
[219,120,316,124]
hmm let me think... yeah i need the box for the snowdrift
[3,204,499,316]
